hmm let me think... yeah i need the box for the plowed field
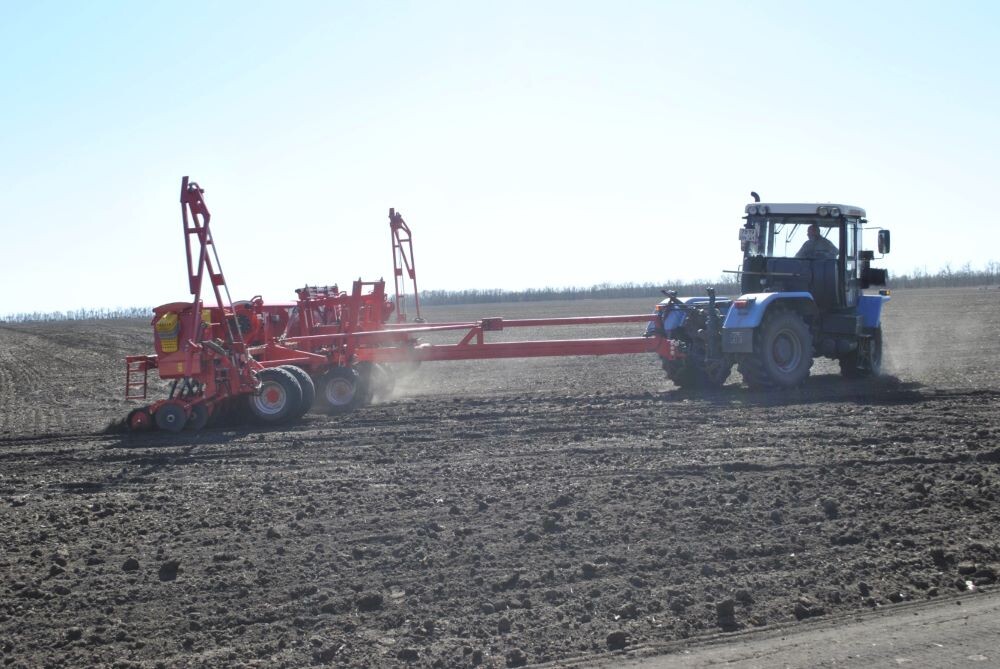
[2,287,999,668]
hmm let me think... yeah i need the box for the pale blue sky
[2,1,997,315]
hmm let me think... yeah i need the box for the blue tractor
[650,196,891,389]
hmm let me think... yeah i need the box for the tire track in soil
[0,320,153,438]
[0,327,46,434]
[1,394,992,666]
[3,298,1000,668]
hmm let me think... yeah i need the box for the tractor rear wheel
[248,368,303,425]
[738,308,813,389]
[155,402,188,432]
[318,367,364,414]
[839,327,883,378]
[279,365,316,417]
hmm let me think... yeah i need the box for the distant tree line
[417,278,740,306]
[888,261,1000,289]
[3,261,998,323]
[0,306,152,324]
[418,261,1000,304]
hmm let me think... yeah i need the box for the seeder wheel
[317,367,363,414]
[186,403,211,431]
[351,362,396,405]
[373,363,395,398]
[155,402,188,432]
[352,362,378,406]
[248,367,303,425]
[279,365,316,418]
[126,407,153,432]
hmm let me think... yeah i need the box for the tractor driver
[795,224,839,259]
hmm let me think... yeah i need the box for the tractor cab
[738,203,886,311]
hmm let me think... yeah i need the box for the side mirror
[877,229,891,254]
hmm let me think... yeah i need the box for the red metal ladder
[125,356,151,400]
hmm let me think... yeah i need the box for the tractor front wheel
[839,327,883,378]
[248,368,303,425]
[738,308,813,389]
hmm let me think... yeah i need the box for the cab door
[842,220,861,308]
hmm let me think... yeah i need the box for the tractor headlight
[817,206,830,217]
[830,207,841,217]
[747,205,758,215]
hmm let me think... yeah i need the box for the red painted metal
[390,208,422,323]
[125,357,150,400]
[358,335,677,363]
[203,226,679,378]
[124,178,262,423]
[272,313,678,364]
[166,189,674,383]
[125,177,682,431]
[181,178,240,351]
[244,278,415,376]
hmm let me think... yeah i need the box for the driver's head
[807,224,821,239]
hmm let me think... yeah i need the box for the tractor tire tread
[839,327,883,379]
[738,307,813,390]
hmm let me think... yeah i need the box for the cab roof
[745,203,866,218]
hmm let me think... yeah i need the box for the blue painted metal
[721,292,814,330]
[857,294,891,328]
[646,296,717,335]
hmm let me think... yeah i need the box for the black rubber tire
[317,367,364,414]
[662,355,696,387]
[279,365,316,417]
[155,402,187,432]
[186,403,210,431]
[662,341,732,390]
[373,363,395,398]
[839,327,883,379]
[738,308,813,389]
[248,367,303,425]
[126,407,153,432]
[352,362,379,406]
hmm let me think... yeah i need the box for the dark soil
[1,288,999,668]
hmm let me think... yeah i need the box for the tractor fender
[720,293,816,354]
[857,294,891,329]
[722,292,816,330]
